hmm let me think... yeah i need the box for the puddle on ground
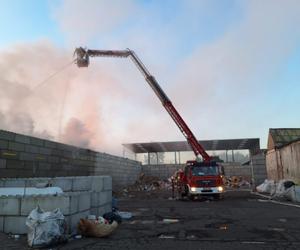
[268,227,285,232]
[131,211,141,216]
[141,220,155,224]
[205,223,228,230]
[186,235,198,240]
[137,208,150,212]
[242,241,265,244]
[158,234,176,239]
[278,218,287,223]
[129,220,155,224]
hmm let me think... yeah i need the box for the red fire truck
[74,48,225,200]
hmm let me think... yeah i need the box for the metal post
[232,150,235,162]
[148,152,150,165]
[178,151,181,164]
[175,151,177,164]
[226,150,228,163]
[156,152,159,165]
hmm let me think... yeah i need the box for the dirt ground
[1,189,300,250]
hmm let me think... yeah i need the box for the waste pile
[77,216,118,238]
[26,206,68,248]
[25,206,124,247]
[121,173,172,194]
[256,179,300,202]
[225,176,251,188]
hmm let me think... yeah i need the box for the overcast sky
[0,0,299,155]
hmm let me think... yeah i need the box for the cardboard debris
[77,219,118,238]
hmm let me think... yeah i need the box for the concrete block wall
[0,176,112,234]
[141,164,185,179]
[251,153,267,186]
[0,130,141,188]
[142,163,253,181]
[222,163,252,177]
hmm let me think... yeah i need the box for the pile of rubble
[225,176,251,188]
[122,173,172,194]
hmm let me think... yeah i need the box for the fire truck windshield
[191,166,219,176]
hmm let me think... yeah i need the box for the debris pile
[77,217,118,238]
[122,173,172,193]
[256,179,300,203]
[226,176,251,188]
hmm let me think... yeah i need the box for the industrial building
[266,128,300,183]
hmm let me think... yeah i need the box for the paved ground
[1,190,300,249]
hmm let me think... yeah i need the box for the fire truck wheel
[180,185,189,199]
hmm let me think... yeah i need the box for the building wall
[0,130,141,188]
[222,163,251,178]
[141,162,253,182]
[266,140,300,183]
[141,164,184,179]
[0,176,112,234]
[266,149,281,181]
[251,152,267,185]
[280,141,300,183]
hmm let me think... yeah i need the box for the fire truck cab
[176,161,225,200]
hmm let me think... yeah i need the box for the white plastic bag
[26,206,67,248]
[256,179,275,193]
[271,180,295,200]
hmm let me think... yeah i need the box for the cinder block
[91,176,104,192]
[30,137,44,147]
[8,142,25,152]
[6,159,24,169]
[0,197,20,215]
[44,140,57,149]
[52,178,72,192]
[0,216,3,231]
[0,150,19,160]
[4,216,27,234]
[103,176,112,191]
[48,156,60,164]
[21,195,70,216]
[78,192,91,212]
[0,159,6,168]
[20,152,35,161]
[103,203,112,213]
[90,208,97,216]
[25,178,49,187]
[97,206,106,217]
[25,145,39,154]
[39,147,52,155]
[98,191,112,206]
[72,177,92,191]
[69,210,90,233]
[69,195,79,214]
[0,140,8,149]
[0,131,15,140]
[15,134,30,144]
[4,179,26,187]
[91,192,98,207]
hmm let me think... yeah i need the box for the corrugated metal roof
[123,138,260,154]
[269,128,300,149]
